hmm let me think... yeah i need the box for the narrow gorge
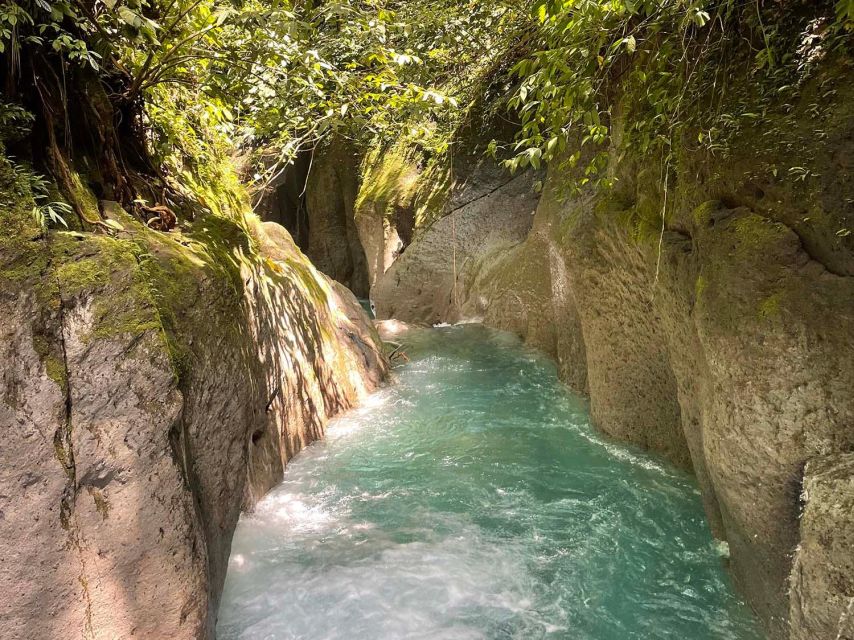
[344,67,854,640]
[1,2,852,640]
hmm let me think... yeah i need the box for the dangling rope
[450,149,458,312]
[452,211,458,311]
[651,153,670,301]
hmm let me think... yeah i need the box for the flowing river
[218,325,762,640]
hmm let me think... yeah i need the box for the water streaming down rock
[218,325,762,640]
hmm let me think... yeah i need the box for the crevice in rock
[54,293,96,640]
[256,148,370,296]
[54,295,76,520]
[787,225,852,279]
[720,195,852,278]
[260,152,312,250]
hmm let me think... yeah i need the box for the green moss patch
[731,215,786,254]
[695,274,708,299]
[758,291,786,320]
[356,146,422,216]
[412,160,452,230]
[31,332,68,392]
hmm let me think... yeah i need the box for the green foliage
[838,0,854,29]
[1,0,849,235]
[0,0,528,214]
[0,100,34,141]
[32,198,71,229]
[5,161,71,229]
[207,0,527,189]
[498,0,851,193]
[26,171,70,229]
[0,1,97,66]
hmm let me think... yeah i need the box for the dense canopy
[0,0,850,227]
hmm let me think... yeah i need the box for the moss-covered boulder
[0,167,386,640]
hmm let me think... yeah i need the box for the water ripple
[218,325,762,640]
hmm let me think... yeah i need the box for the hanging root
[386,342,410,364]
[45,130,112,231]
[29,50,177,233]
[140,204,178,231]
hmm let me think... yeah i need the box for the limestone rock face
[389,180,854,639]
[372,167,542,324]
[0,206,386,640]
[304,146,371,297]
[362,68,854,639]
[790,453,854,640]
[457,214,588,395]
[356,210,405,294]
[256,143,370,297]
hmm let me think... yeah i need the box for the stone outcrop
[372,167,540,324]
[256,143,370,297]
[789,453,854,640]
[0,168,386,640]
[356,138,543,324]
[361,63,854,639]
[352,146,424,293]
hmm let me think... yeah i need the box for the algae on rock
[358,58,854,640]
[0,161,387,640]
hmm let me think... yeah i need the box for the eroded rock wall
[0,178,386,640]
[356,136,542,324]
[361,64,854,639]
[373,168,541,324]
[303,145,370,297]
[789,453,854,640]
[256,143,370,297]
[353,146,440,295]
[457,197,588,394]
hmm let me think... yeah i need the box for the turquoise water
[218,325,762,640]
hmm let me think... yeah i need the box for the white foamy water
[218,325,761,640]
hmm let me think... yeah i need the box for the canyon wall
[255,144,370,297]
[359,64,854,639]
[0,163,386,640]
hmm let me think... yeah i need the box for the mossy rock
[758,291,786,321]
[355,143,453,234]
[731,215,788,254]
[31,332,67,392]
[356,145,422,218]
[692,200,723,228]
